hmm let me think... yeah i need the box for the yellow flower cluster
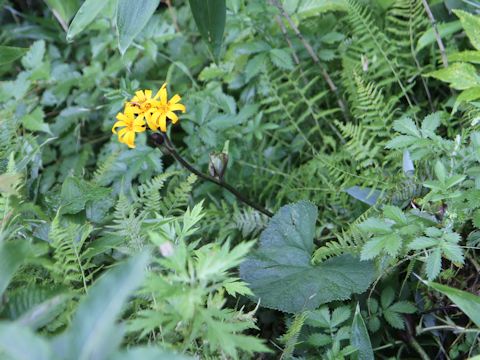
[112,83,186,148]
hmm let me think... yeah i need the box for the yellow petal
[169,94,181,104]
[159,114,167,132]
[116,112,128,122]
[166,111,178,123]
[144,89,152,99]
[117,128,128,138]
[154,83,168,103]
[135,90,145,102]
[124,131,136,148]
[170,103,186,113]
[112,121,126,134]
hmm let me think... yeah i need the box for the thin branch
[150,133,274,217]
[421,0,448,68]
[269,0,349,120]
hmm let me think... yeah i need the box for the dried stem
[150,133,273,217]
[421,0,448,68]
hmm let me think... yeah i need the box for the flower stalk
[150,132,273,217]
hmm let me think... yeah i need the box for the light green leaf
[393,117,421,137]
[61,252,149,359]
[427,281,480,327]
[421,112,442,135]
[22,108,52,135]
[453,9,480,51]
[427,62,480,90]
[383,309,405,329]
[383,234,402,258]
[0,46,28,66]
[426,247,442,281]
[383,206,406,224]
[360,236,385,261]
[0,241,34,297]
[408,236,437,250]
[269,49,295,70]
[389,301,416,314]
[442,244,464,264]
[239,201,375,313]
[416,20,462,53]
[449,50,480,64]
[331,306,351,328]
[67,0,112,41]
[188,0,226,60]
[0,322,52,360]
[116,0,160,54]
[293,0,347,20]
[385,135,419,149]
[357,218,391,234]
[434,160,447,182]
[350,304,374,360]
[21,40,46,70]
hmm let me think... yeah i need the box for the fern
[159,173,197,217]
[137,172,176,215]
[49,213,93,291]
[280,312,308,359]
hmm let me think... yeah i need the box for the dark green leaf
[0,46,28,66]
[240,201,375,313]
[67,0,112,41]
[0,241,34,297]
[116,0,160,54]
[188,0,226,60]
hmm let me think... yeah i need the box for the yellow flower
[112,106,146,148]
[127,84,186,132]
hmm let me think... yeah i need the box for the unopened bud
[209,152,229,180]
[159,241,174,257]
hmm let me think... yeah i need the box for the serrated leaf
[60,176,111,214]
[442,243,464,264]
[357,218,391,234]
[383,206,406,224]
[22,107,52,135]
[383,309,405,329]
[360,236,385,261]
[408,236,437,250]
[434,160,447,182]
[331,306,351,328]
[189,0,226,60]
[389,301,416,314]
[453,9,480,51]
[385,135,418,149]
[426,247,442,281]
[116,0,160,54]
[393,117,421,137]
[421,112,441,135]
[383,234,402,258]
[0,46,28,66]
[269,49,294,70]
[21,40,45,69]
[381,287,395,309]
[67,0,112,41]
[239,201,375,313]
[350,304,374,360]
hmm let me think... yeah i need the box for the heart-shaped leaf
[240,201,375,313]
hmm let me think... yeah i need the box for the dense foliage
[2,0,480,359]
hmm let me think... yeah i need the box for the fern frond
[159,174,197,217]
[280,312,308,359]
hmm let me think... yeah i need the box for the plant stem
[421,0,448,68]
[153,133,274,217]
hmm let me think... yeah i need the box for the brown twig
[150,133,274,217]
[269,0,349,120]
[421,0,448,68]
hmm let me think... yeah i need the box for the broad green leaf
[453,10,480,51]
[360,236,386,261]
[408,236,437,250]
[116,0,160,54]
[416,20,462,53]
[383,234,402,258]
[0,241,33,297]
[427,62,480,90]
[67,0,112,41]
[0,46,28,66]
[385,135,418,149]
[0,322,52,360]
[455,87,480,113]
[421,112,442,135]
[60,252,149,360]
[350,304,374,360]
[239,201,375,313]
[427,281,480,327]
[17,292,70,330]
[381,287,395,309]
[383,206,406,224]
[357,218,391,234]
[331,306,351,327]
[269,49,294,70]
[188,0,226,60]
[434,160,446,182]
